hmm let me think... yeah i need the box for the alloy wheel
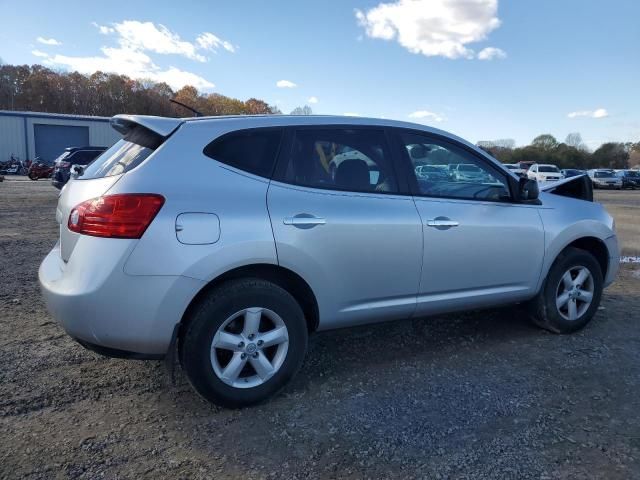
[555,266,594,321]
[210,308,289,388]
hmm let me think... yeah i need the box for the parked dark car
[52,146,107,189]
[561,168,586,178]
[616,169,640,189]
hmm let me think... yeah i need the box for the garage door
[34,124,90,162]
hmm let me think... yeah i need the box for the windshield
[538,166,559,173]
[459,164,481,172]
[625,170,640,177]
[594,171,614,178]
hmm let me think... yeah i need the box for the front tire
[180,278,308,408]
[529,247,603,333]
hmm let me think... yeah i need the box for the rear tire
[180,278,308,408]
[528,247,603,333]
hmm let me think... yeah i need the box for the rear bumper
[39,241,205,356]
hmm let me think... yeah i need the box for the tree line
[0,64,280,117]
[478,133,640,170]
[1,63,637,169]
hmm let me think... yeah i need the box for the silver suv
[40,115,619,407]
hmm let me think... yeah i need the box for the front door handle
[283,214,326,229]
[426,217,459,229]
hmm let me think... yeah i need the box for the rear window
[79,126,163,180]
[203,128,283,178]
[539,165,560,173]
[69,150,104,166]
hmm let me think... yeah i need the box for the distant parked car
[52,146,107,189]
[615,170,640,189]
[518,161,535,172]
[504,163,526,177]
[561,169,586,178]
[587,169,622,189]
[415,165,448,181]
[527,164,564,183]
[452,163,487,182]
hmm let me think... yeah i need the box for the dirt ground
[1,177,640,479]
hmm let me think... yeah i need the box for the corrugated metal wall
[0,112,122,162]
[0,115,27,161]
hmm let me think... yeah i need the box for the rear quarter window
[203,128,283,178]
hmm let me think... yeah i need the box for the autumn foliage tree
[0,63,278,117]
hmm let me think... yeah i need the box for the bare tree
[565,132,586,150]
[290,105,313,115]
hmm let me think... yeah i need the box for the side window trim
[390,127,515,203]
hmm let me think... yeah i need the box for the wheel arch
[542,236,609,289]
[564,236,609,279]
[179,263,320,335]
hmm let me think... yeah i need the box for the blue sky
[0,0,638,148]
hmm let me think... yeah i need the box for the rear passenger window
[204,128,283,178]
[282,128,398,194]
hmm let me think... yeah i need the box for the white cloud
[276,80,297,88]
[45,46,214,90]
[308,96,319,104]
[37,36,62,46]
[477,46,506,60]
[408,110,445,122]
[31,50,49,58]
[113,21,205,62]
[39,20,238,90]
[568,108,609,119]
[355,0,504,60]
[91,22,115,35]
[196,32,236,53]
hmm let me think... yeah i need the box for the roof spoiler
[110,115,183,138]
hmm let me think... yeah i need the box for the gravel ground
[1,178,640,479]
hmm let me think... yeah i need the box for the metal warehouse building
[0,111,121,163]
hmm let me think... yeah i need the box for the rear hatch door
[57,115,181,261]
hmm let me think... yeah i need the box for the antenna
[170,98,203,117]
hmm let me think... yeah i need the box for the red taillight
[68,194,165,239]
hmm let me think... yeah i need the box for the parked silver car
[40,115,619,407]
[588,169,623,189]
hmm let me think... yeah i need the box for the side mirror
[518,177,539,202]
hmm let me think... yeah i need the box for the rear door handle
[283,215,326,229]
[426,218,459,228]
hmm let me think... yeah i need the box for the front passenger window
[400,132,510,201]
